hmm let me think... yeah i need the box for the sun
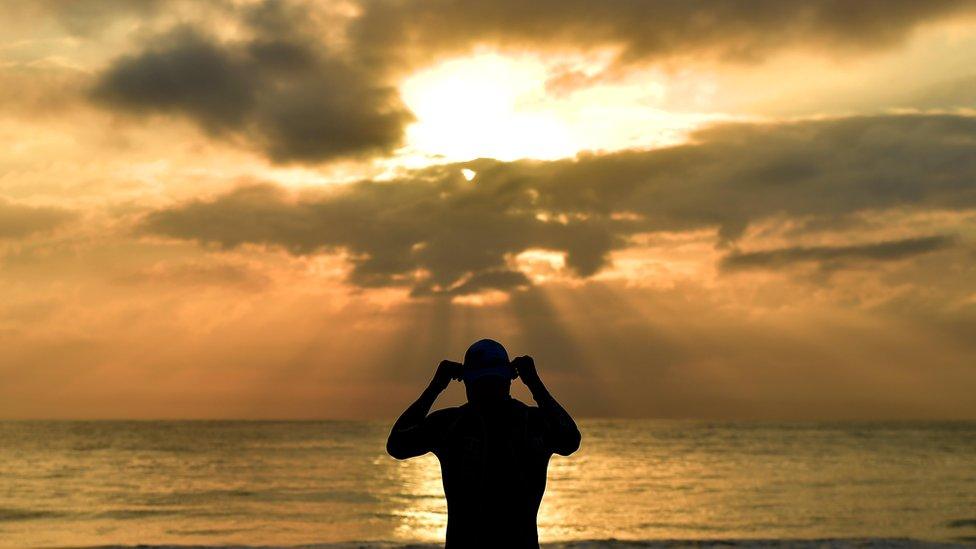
[397,52,726,164]
[399,53,577,162]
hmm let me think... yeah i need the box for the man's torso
[426,399,553,548]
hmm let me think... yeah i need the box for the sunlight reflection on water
[392,454,446,542]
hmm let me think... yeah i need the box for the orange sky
[2,0,976,419]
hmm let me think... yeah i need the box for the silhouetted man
[387,339,581,548]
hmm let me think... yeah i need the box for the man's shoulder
[510,399,548,425]
[424,407,471,448]
[509,398,535,412]
[426,406,463,423]
[516,400,553,428]
[428,400,534,421]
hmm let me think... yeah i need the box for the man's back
[387,347,580,548]
[424,399,562,547]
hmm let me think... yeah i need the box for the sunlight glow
[399,52,725,163]
[400,54,575,161]
[511,248,568,284]
[451,289,510,307]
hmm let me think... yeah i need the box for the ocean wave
[125,487,382,506]
[93,508,183,520]
[0,507,65,521]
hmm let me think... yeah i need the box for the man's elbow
[554,430,581,456]
[386,438,410,460]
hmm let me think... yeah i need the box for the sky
[1,0,976,420]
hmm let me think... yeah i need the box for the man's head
[462,339,515,403]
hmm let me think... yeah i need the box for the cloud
[92,26,413,163]
[75,0,976,166]
[350,0,976,71]
[720,235,956,271]
[141,114,976,295]
[413,269,532,297]
[0,200,75,239]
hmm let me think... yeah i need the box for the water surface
[0,420,974,547]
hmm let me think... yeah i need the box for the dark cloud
[92,26,413,163]
[413,269,531,297]
[140,176,621,295]
[720,235,956,272]
[141,114,976,295]
[351,0,976,71]
[92,28,255,132]
[0,200,75,239]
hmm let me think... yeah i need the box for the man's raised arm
[386,360,461,460]
[512,355,581,456]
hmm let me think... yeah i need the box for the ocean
[0,420,974,548]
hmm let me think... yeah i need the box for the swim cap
[462,339,511,381]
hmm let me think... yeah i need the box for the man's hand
[511,355,542,389]
[430,360,463,393]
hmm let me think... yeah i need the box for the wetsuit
[388,393,580,548]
